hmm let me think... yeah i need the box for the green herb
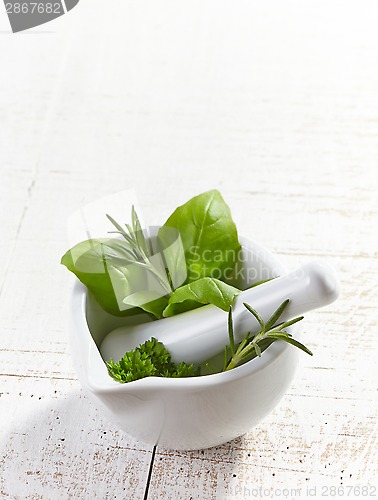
[163,277,240,317]
[106,208,174,318]
[60,238,145,317]
[61,191,243,318]
[61,209,172,318]
[106,337,199,383]
[106,208,172,296]
[223,299,313,371]
[160,189,241,283]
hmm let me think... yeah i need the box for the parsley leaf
[106,337,199,383]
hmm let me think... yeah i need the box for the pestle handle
[100,260,340,365]
[233,260,340,327]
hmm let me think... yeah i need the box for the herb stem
[223,300,312,371]
[106,211,173,297]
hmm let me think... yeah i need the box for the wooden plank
[1,0,377,497]
[0,377,153,499]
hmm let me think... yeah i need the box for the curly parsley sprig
[106,337,199,383]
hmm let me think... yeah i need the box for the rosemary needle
[223,299,312,371]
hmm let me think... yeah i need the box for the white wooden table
[1,1,377,498]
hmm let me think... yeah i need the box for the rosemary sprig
[106,207,172,295]
[223,299,312,371]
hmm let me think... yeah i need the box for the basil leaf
[123,291,168,319]
[157,225,187,289]
[61,238,147,317]
[160,190,241,283]
[162,278,240,317]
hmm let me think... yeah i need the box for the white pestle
[100,260,340,365]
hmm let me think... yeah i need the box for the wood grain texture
[1,0,377,498]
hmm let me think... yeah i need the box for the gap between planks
[144,445,157,500]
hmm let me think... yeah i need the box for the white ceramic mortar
[70,236,319,450]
